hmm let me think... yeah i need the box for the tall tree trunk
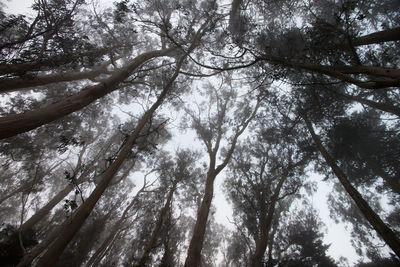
[85,181,145,267]
[184,171,216,267]
[351,27,400,46]
[183,97,259,267]
[0,47,176,140]
[31,56,185,267]
[135,183,177,266]
[251,174,287,267]
[18,176,88,232]
[0,186,24,205]
[301,113,400,258]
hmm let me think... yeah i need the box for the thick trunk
[0,48,109,76]
[135,184,177,266]
[31,56,184,267]
[352,27,400,46]
[0,47,175,140]
[19,176,87,232]
[251,175,287,267]
[0,65,107,93]
[332,65,400,79]
[302,114,400,258]
[184,172,216,267]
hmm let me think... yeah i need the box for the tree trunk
[251,174,287,267]
[0,62,109,93]
[31,56,185,267]
[184,172,216,267]
[345,94,400,117]
[0,47,176,140]
[352,27,400,46]
[265,57,400,89]
[302,114,400,258]
[19,176,88,232]
[0,48,109,76]
[135,183,177,266]
[0,186,24,205]
[85,182,144,267]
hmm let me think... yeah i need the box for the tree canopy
[0,0,399,266]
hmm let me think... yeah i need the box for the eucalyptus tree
[226,0,400,118]
[0,0,218,139]
[0,0,105,69]
[273,206,337,267]
[300,110,400,258]
[327,111,400,196]
[223,98,315,267]
[24,14,218,266]
[133,149,201,267]
[182,76,260,266]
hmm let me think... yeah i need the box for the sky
[1,0,368,265]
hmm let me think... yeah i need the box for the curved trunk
[135,183,177,266]
[302,114,400,258]
[184,172,216,267]
[251,174,287,267]
[0,47,175,140]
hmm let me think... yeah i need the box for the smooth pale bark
[184,170,216,267]
[135,183,177,266]
[32,56,185,267]
[352,27,400,46]
[0,48,109,76]
[0,47,176,140]
[302,114,400,258]
[251,174,287,267]
[184,100,260,267]
[0,65,107,93]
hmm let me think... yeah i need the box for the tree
[223,97,315,266]
[1,0,399,265]
[183,77,260,266]
[275,207,337,267]
[301,111,400,258]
